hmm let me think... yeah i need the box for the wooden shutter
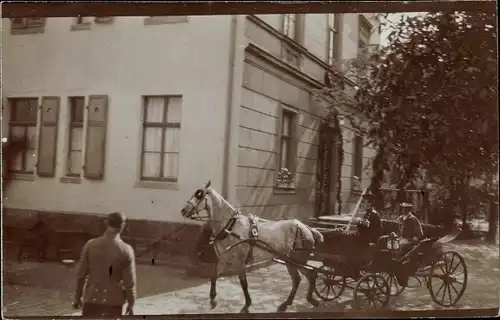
[37,97,60,177]
[84,95,109,180]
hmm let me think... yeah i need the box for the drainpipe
[221,15,239,200]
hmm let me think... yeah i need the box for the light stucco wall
[241,14,380,216]
[1,16,233,222]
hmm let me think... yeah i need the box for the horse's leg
[209,262,218,309]
[299,265,320,307]
[277,264,301,312]
[237,267,252,313]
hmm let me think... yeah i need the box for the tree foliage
[315,11,497,226]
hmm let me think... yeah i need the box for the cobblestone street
[3,241,499,317]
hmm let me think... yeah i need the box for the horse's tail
[307,225,325,246]
[295,221,324,250]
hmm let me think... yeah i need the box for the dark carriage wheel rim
[428,251,468,307]
[353,274,391,310]
[380,272,406,296]
[314,265,347,301]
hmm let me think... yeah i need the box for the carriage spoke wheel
[428,251,468,307]
[380,272,406,296]
[353,273,391,310]
[314,265,347,301]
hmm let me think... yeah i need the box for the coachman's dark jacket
[398,213,424,241]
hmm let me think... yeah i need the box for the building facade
[2,14,380,231]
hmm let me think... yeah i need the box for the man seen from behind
[73,212,136,317]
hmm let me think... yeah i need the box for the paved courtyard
[2,241,499,317]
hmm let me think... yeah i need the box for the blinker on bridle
[185,188,210,221]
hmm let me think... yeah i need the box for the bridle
[183,189,211,221]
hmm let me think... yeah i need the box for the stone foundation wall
[2,208,203,267]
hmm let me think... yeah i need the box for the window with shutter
[10,18,47,34]
[8,98,39,174]
[140,96,182,182]
[37,97,60,177]
[84,95,109,180]
[66,97,85,176]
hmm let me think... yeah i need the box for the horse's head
[181,180,212,220]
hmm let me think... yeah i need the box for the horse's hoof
[210,300,217,309]
[277,303,288,313]
[240,306,250,313]
[308,299,320,307]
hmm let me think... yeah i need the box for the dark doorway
[315,122,340,217]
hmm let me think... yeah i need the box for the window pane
[27,126,37,149]
[144,127,163,152]
[142,152,161,178]
[163,152,179,179]
[11,126,26,139]
[70,127,83,151]
[25,148,36,172]
[282,113,292,136]
[145,97,165,123]
[164,127,180,153]
[12,152,23,171]
[70,97,85,123]
[11,99,38,122]
[69,150,81,174]
[167,97,182,123]
[280,139,289,169]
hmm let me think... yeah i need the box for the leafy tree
[314,11,497,239]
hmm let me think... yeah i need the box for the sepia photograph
[1,1,498,318]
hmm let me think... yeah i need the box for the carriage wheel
[380,272,406,296]
[353,273,391,310]
[428,251,468,307]
[314,265,347,301]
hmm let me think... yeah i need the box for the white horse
[180,181,325,313]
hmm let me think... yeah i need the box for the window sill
[10,27,45,35]
[60,176,82,184]
[274,182,297,195]
[134,180,179,190]
[143,16,188,26]
[70,23,92,31]
[351,188,363,195]
[10,173,36,181]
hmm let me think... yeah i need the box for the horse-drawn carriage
[181,181,468,312]
[311,228,467,309]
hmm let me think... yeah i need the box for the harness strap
[249,215,259,239]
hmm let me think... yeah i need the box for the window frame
[7,97,39,175]
[352,134,364,181]
[358,15,373,56]
[327,14,341,65]
[276,105,299,191]
[10,18,46,35]
[139,95,181,183]
[66,96,86,177]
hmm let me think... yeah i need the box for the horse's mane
[206,187,237,213]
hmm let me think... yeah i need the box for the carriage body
[310,220,468,310]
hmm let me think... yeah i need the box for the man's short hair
[106,212,127,228]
